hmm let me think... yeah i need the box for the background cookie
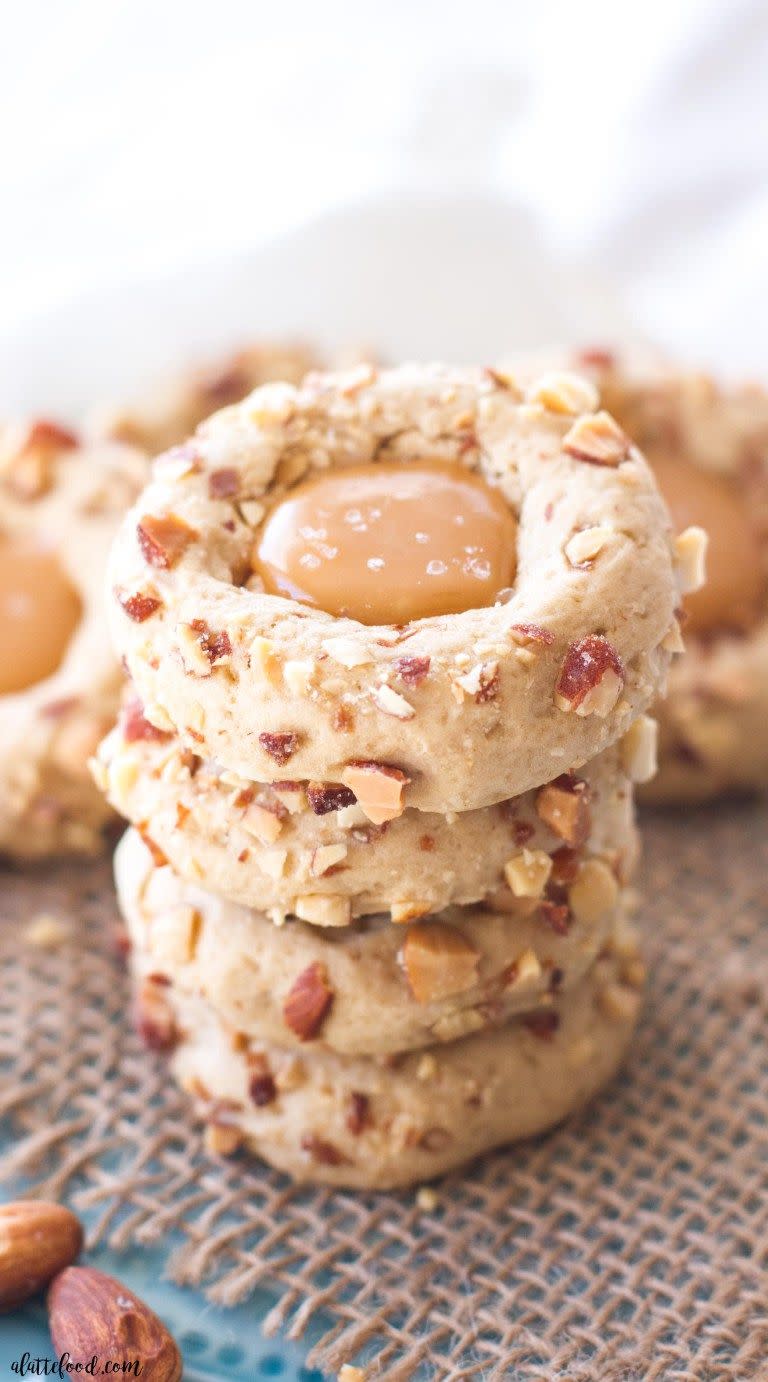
[530,348,768,802]
[90,341,323,456]
[108,363,681,814]
[121,827,631,1057]
[0,422,146,858]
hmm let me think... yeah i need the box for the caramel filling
[653,454,765,635]
[252,461,518,625]
[0,536,82,694]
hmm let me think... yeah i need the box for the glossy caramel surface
[252,461,517,624]
[0,536,82,694]
[653,453,765,634]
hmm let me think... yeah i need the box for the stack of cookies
[95,363,702,1188]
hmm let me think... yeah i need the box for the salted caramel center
[252,461,518,624]
[652,454,765,635]
[0,536,82,694]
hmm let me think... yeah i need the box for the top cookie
[108,363,685,814]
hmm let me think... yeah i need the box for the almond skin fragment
[554,635,625,716]
[346,1091,371,1135]
[510,622,555,647]
[137,512,198,569]
[134,978,177,1051]
[300,1134,349,1167]
[48,1267,182,1382]
[116,588,163,622]
[3,420,78,499]
[401,922,480,1004]
[208,466,241,498]
[522,1010,560,1040]
[307,782,357,815]
[259,731,300,766]
[341,760,410,824]
[395,655,431,686]
[283,962,334,1040]
[536,775,591,847]
[562,410,630,466]
[249,1072,277,1106]
[0,1200,84,1309]
[188,619,232,665]
[121,698,172,744]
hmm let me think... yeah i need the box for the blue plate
[0,1219,327,1380]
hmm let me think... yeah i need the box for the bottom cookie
[132,936,643,1189]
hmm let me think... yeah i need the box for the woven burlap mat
[1,804,767,1381]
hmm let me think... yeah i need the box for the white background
[1,0,767,412]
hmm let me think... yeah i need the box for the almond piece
[674,525,708,595]
[341,761,410,824]
[241,802,283,845]
[116,589,163,622]
[259,731,301,765]
[564,526,613,567]
[400,922,480,1004]
[568,858,619,925]
[48,1267,182,1382]
[0,1200,83,1308]
[372,684,415,719]
[322,636,374,668]
[554,635,624,717]
[283,962,334,1040]
[527,371,599,416]
[506,947,542,986]
[307,782,357,815]
[390,900,433,924]
[504,849,553,899]
[137,512,197,569]
[294,894,351,927]
[150,906,201,968]
[535,775,591,847]
[310,843,348,877]
[562,410,630,466]
[620,714,658,784]
[135,978,177,1051]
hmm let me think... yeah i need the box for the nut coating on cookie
[108,364,678,813]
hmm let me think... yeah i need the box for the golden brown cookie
[107,364,683,815]
[97,701,642,923]
[132,931,643,1189]
[0,422,146,858]
[536,347,768,802]
[119,826,632,1057]
[91,341,322,456]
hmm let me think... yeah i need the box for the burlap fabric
[1,804,767,1381]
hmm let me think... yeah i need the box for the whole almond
[49,1267,182,1381]
[0,1199,83,1310]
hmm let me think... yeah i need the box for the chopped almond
[568,858,619,924]
[554,635,624,716]
[562,410,630,466]
[535,776,591,847]
[283,962,334,1040]
[341,761,410,824]
[504,849,553,899]
[400,922,480,1004]
[137,512,198,568]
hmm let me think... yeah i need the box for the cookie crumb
[24,913,71,949]
[338,1367,366,1382]
[416,1186,439,1212]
